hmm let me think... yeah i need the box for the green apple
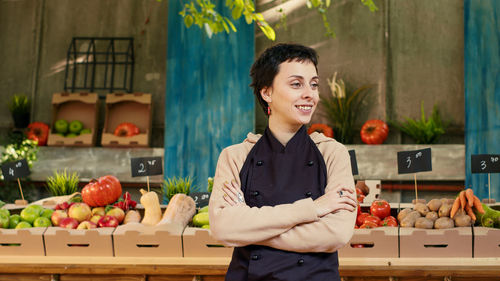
[0,214,9,228]
[54,119,69,134]
[9,214,21,229]
[20,207,39,224]
[192,212,209,227]
[0,209,9,217]
[69,120,84,134]
[66,133,78,138]
[15,221,32,229]
[201,224,210,229]
[33,216,51,227]
[41,208,54,219]
[198,206,209,213]
[26,204,44,216]
[80,128,92,134]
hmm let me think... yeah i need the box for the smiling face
[261,59,319,132]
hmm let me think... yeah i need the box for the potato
[415,217,434,229]
[425,211,439,221]
[440,198,455,205]
[400,215,417,227]
[454,214,472,227]
[434,217,455,229]
[438,203,452,217]
[414,202,430,216]
[427,199,442,212]
[397,208,412,223]
[407,210,422,220]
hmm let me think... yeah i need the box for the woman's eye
[291,82,302,88]
[311,83,319,90]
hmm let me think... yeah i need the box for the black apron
[225,126,340,281]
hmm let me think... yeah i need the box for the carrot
[465,188,475,207]
[465,204,476,221]
[459,190,466,210]
[450,197,461,219]
[473,195,485,214]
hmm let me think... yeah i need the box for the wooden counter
[0,256,499,281]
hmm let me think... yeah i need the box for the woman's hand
[223,180,246,206]
[313,187,357,217]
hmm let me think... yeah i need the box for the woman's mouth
[296,105,313,114]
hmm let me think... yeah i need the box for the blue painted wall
[464,0,500,200]
[164,1,255,195]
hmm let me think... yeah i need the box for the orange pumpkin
[82,175,122,207]
[308,123,334,138]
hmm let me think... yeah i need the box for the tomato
[364,215,382,226]
[355,187,364,196]
[26,122,49,146]
[360,221,378,229]
[381,216,398,227]
[357,194,365,203]
[356,212,370,226]
[360,119,389,145]
[370,200,391,220]
[82,175,122,207]
[114,122,140,137]
[307,123,334,138]
[357,203,361,216]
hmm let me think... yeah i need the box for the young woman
[209,43,357,281]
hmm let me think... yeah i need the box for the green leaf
[184,15,194,27]
[225,18,237,32]
[232,6,243,19]
[306,0,312,9]
[259,24,276,41]
[244,14,252,24]
[326,0,331,7]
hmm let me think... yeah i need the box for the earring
[267,106,271,115]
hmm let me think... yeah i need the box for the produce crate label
[349,150,359,176]
[190,192,211,208]
[471,154,500,173]
[397,148,432,174]
[1,159,30,181]
[131,156,163,177]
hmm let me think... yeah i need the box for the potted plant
[45,169,80,196]
[162,176,194,202]
[321,72,371,144]
[390,102,446,144]
[8,94,31,128]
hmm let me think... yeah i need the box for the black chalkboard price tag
[1,159,30,181]
[190,192,211,208]
[130,157,163,177]
[471,154,500,173]
[397,148,432,174]
[348,150,359,176]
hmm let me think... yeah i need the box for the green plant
[8,94,30,115]
[45,169,80,196]
[162,176,194,201]
[174,0,378,40]
[321,72,371,144]
[207,177,214,193]
[390,102,446,144]
[0,139,39,180]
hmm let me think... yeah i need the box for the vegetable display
[81,175,122,207]
[360,119,389,144]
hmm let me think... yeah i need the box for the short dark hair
[250,43,319,115]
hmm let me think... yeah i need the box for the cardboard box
[47,92,99,147]
[399,227,473,258]
[338,227,398,258]
[101,93,151,147]
[182,227,233,258]
[0,228,47,256]
[473,226,500,257]
[43,227,115,256]
[113,222,183,257]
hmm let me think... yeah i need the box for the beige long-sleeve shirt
[208,132,356,253]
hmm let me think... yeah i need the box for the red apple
[106,207,125,224]
[97,215,119,228]
[68,203,92,222]
[91,207,105,216]
[77,220,97,230]
[51,210,68,226]
[90,215,102,224]
[59,217,79,229]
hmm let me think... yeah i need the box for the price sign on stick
[131,156,163,192]
[397,148,432,202]
[190,192,211,208]
[348,150,359,176]
[471,154,500,202]
[1,159,30,204]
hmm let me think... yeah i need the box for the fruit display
[0,205,54,229]
[355,181,370,203]
[53,119,91,137]
[356,199,397,229]
[192,206,210,229]
[113,122,140,137]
